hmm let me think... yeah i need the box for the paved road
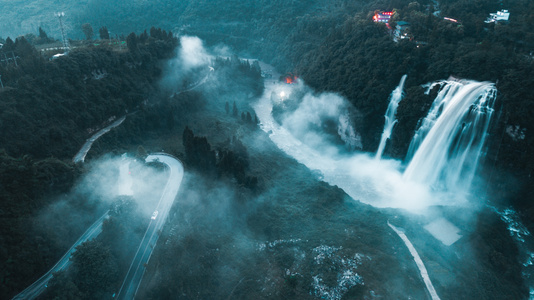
[169,68,213,99]
[12,213,109,300]
[116,154,184,300]
[388,221,441,300]
[72,116,127,163]
[14,154,183,300]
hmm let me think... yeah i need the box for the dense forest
[0,24,272,297]
[0,28,178,297]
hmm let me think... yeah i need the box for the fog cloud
[160,35,213,93]
[179,36,213,70]
[35,155,170,251]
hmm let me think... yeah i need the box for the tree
[70,240,118,298]
[14,36,35,58]
[225,101,230,114]
[139,30,148,43]
[38,27,48,39]
[47,240,119,299]
[46,270,84,299]
[3,37,15,51]
[126,32,138,52]
[99,26,110,40]
[81,23,94,40]
[182,127,216,172]
[136,145,148,161]
[232,101,238,117]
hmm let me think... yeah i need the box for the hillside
[1,0,534,299]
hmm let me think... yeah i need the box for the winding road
[116,154,184,300]
[16,56,205,299]
[72,116,127,163]
[13,154,184,300]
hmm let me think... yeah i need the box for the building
[373,11,394,23]
[443,17,459,23]
[485,9,510,23]
[50,53,66,60]
[394,21,411,42]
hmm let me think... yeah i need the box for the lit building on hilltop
[485,9,510,23]
[373,11,394,23]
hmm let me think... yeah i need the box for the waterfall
[376,75,407,160]
[403,80,496,192]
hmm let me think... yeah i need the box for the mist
[34,154,169,272]
[274,81,362,155]
[139,172,260,298]
[160,36,214,93]
[257,79,448,212]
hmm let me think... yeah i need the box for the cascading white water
[405,81,454,162]
[376,75,407,160]
[403,80,496,192]
[254,62,498,210]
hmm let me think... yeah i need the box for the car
[151,210,158,220]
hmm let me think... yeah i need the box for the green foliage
[182,126,217,173]
[32,27,55,45]
[46,240,119,299]
[183,126,259,190]
[232,101,238,117]
[0,151,108,299]
[0,27,179,298]
[126,32,138,53]
[99,26,110,40]
[39,27,48,39]
[136,145,148,161]
[0,31,176,160]
[0,150,78,212]
[81,23,94,40]
[100,195,147,272]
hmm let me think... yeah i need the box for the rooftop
[373,11,394,23]
[485,9,510,23]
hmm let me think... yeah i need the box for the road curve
[116,153,184,300]
[387,221,441,300]
[73,116,127,163]
[12,213,109,300]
